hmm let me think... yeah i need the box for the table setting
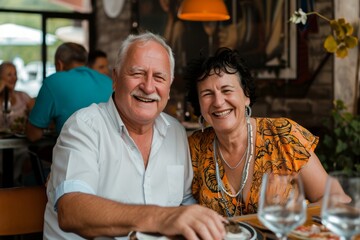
[128,171,360,240]
[235,172,360,240]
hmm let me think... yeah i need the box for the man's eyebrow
[129,66,144,72]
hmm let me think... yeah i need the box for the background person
[43,32,226,240]
[0,61,34,184]
[87,49,110,76]
[184,47,348,217]
[0,61,33,131]
[26,42,113,142]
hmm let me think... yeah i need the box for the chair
[0,185,47,236]
[28,145,53,186]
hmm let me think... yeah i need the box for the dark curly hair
[184,47,256,117]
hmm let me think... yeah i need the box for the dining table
[232,204,360,240]
[129,205,360,240]
[0,132,57,187]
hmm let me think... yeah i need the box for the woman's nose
[213,92,225,107]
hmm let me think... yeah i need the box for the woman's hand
[0,81,12,94]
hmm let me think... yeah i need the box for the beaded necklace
[213,117,254,217]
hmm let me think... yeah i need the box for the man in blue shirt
[26,42,113,141]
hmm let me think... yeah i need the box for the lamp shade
[177,0,230,21]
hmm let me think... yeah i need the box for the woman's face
[1,65,17,90]
[197,72,250,133]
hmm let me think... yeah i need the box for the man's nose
[141,74,156,93]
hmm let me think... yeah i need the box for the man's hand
[156,205,227,240]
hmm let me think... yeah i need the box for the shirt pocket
[167,165,184,206]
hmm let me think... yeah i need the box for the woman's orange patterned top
[188,118,319,217]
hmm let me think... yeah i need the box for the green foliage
[317,100,360,172]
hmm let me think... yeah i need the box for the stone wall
[94,0,131,70]
[94,0,335,136]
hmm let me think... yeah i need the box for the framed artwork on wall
[139,0,298,82]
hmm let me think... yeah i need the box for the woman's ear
[245,96,251,106]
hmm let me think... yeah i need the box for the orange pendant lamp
[177,0,230,21]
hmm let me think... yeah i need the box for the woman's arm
[300,151,349,204]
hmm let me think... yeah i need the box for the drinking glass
[321,171,360,240]
[258,173,307,240]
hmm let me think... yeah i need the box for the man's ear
[112,69,118,90]
[55,60,64,72]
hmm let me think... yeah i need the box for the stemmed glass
[258,173,307,240]
[321,171,360,240]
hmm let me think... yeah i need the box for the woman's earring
[198,115,205,132]
[245,105,252,118]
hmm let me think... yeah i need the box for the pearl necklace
[213,117,254,217]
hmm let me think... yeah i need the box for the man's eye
[154,75,166,81]
[132,72,143,77]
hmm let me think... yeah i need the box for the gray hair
[114,32,175,83]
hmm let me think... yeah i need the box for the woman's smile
[212,109,232,118]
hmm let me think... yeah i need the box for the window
[0,0,94,97]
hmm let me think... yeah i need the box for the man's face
[92,57,109,75]
[113,40,171,129]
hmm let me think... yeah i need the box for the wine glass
[321,171,360,240]
[258,173,307,240]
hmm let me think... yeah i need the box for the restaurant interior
[0,0,360,239]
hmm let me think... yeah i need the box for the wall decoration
[139,0,297,81]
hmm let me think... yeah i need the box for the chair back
[0,185,47,236]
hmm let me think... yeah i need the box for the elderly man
[26,42,113,141]
[43,32,226,240]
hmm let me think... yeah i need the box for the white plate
[13,133,26,138]
[225,222,257,240]
[289,224,340,240]
[134,232,170,240]
[128,222,258,240]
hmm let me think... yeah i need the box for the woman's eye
[201,92,212,97]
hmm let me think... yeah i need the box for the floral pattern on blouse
[188,118,319,217]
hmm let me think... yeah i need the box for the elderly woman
[184,47,345,217]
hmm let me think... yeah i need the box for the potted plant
[317,100,360,172]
